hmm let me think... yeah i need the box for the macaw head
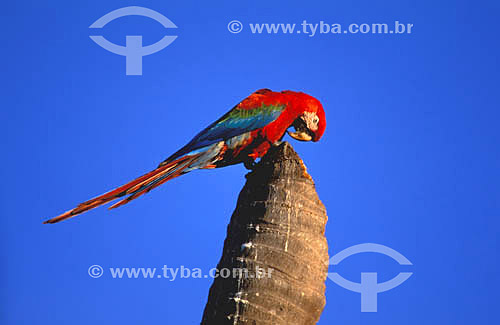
[286,92,326,142]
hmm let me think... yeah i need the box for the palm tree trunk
[201,142,329,325]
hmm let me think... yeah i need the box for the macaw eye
[313,116,319,124]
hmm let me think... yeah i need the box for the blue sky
[2,0,499,324]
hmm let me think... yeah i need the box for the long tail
[43,154,202,224]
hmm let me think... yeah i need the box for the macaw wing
[165,102,286,162]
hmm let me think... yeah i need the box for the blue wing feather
[163,104,285,163]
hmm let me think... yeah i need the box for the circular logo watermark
[227,20,243,33]
[327,243,413,312]
[89,6,178,75]
[88,264,104,278]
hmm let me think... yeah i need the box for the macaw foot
[244,158,257,170]
[273,140,284,146]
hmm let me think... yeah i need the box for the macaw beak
[287,116,315,142]
[287,130,313,141]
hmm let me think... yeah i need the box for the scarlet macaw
[44,89,326,224]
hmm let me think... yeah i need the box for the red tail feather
[107,155,200,210]
[43,155,200,224]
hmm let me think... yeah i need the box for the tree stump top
[202,142,329,325]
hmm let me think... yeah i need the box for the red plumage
[44,89,326,224]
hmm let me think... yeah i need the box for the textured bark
[201,142,329,325]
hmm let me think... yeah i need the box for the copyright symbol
[88,265,104,278]
[227,20,243,33]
